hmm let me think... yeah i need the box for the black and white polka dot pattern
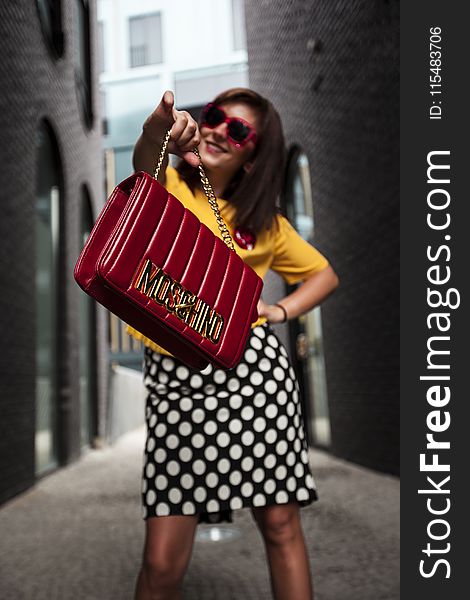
[141,323,317,523]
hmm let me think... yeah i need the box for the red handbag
[74,132,263,370]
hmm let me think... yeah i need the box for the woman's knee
[141,515,197,592]
[142,550,184,592]
[253,503,302,547]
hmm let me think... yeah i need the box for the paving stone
[0,427,399,599]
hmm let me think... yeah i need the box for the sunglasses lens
[202,105,225,127]
[201,104,255,146]
[227,120,251,143]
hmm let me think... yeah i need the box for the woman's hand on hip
[142,90,201,168]
[257,299,288,325]
[257,265,339,325]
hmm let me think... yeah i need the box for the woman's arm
[133,90,201,180]
[258,265,339,324]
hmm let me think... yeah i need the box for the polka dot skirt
[141,323,318,523]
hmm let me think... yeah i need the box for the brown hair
[176,88,286,234]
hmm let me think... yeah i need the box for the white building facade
[98,0,248,182]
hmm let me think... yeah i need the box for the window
[286,152,315,243]
[97,21,105,74]
[100,89,108,136]
[74,0,93,128]
[129,13,163,68]
[232,0,247,51]
[36,0,64,57]
[35,121,62,474]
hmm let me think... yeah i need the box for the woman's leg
[252,503,314,600]
[134,514,199,600]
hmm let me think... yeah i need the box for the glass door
[79,193,96,448]
[284,149,332,447]
[35,123,61,474]
[35,185,59,471]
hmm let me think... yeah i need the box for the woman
[130,88,339,600]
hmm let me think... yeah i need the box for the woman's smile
[205,140,227,154]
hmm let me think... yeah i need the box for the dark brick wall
[0,1,107,504]
[245,0,399,474]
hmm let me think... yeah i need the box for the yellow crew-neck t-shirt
[126,166,329,354]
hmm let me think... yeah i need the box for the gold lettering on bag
[133,259,224,344]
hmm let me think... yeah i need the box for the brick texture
[0,1,107,503]
[245,0,399,474]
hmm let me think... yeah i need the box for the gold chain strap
[153,130,236,252]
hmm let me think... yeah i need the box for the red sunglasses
[200,103,257,148]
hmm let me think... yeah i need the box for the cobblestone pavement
[0,427,399,600]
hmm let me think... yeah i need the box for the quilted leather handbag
[74,131,263,370]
